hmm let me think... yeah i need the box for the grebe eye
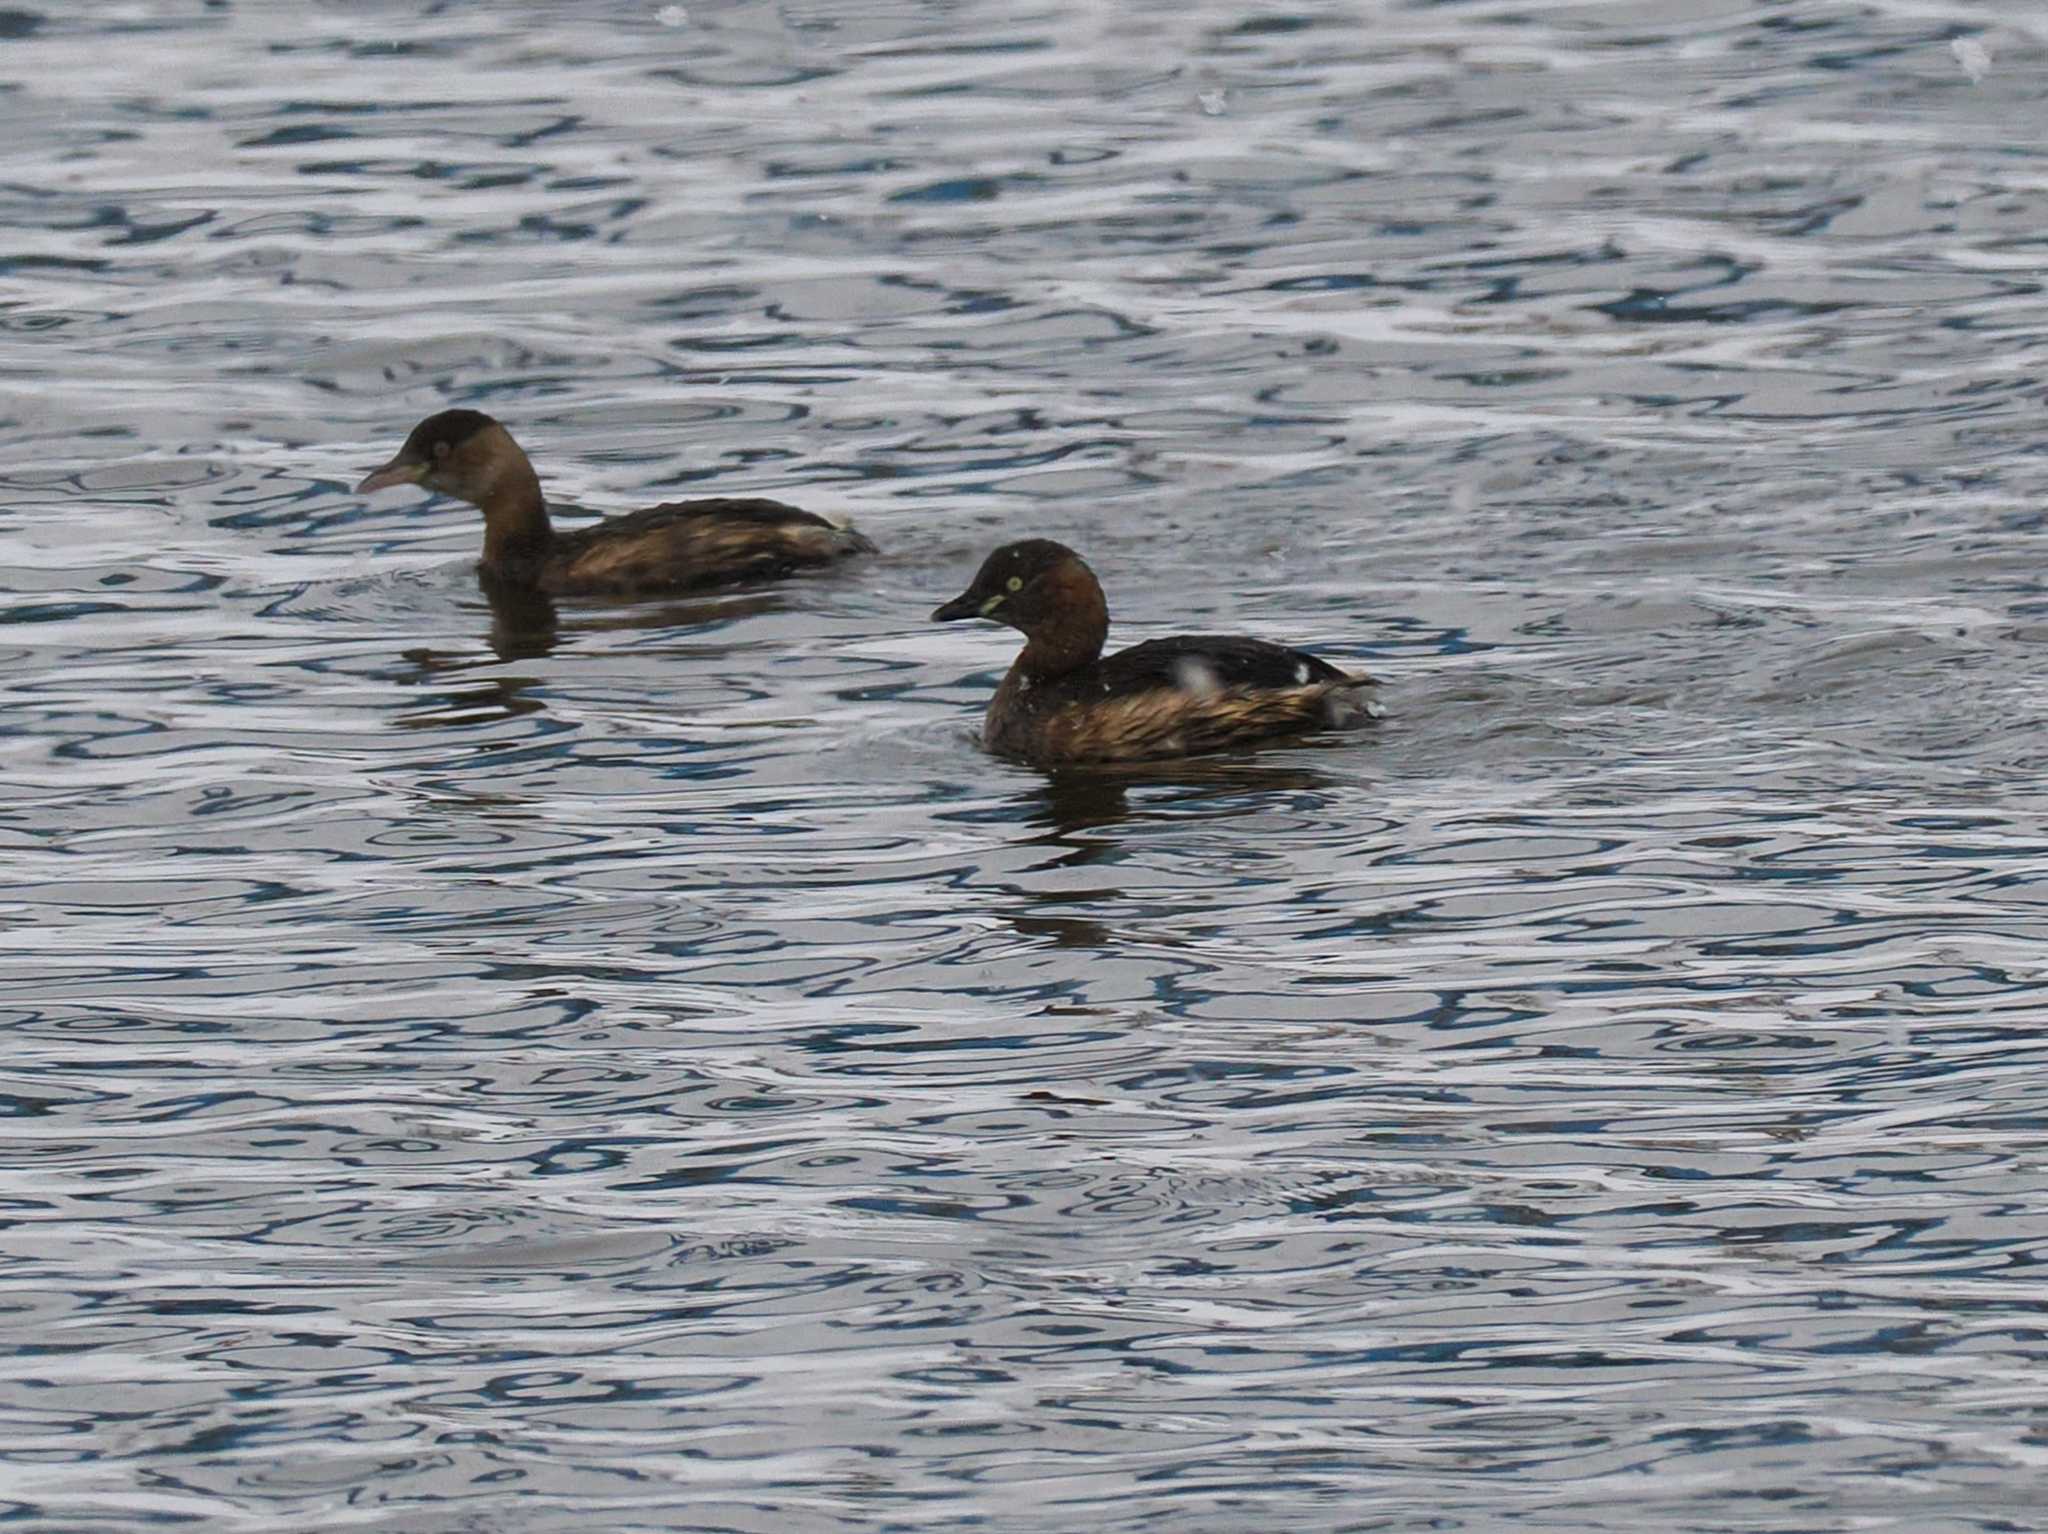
[433,440,451,461]
[1006,575,1023,591]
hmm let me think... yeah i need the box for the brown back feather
[544,498,873,594]
[990,677,1371,764]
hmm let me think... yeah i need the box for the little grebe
[357,409,875,595]
[932,538,1375,765]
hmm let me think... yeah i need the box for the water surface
[4,2,2048,1530]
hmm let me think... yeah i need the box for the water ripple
[4,1,2048,1531]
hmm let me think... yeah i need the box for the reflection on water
[478,573,560,662]
[3,1,2048,1530]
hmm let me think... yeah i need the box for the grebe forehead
[976,537,1081,588]
[401,408,497,462]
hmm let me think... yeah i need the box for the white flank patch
[1326,688,1386,724]
[1172,657,1221,697]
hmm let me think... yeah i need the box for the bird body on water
[357,409,874,596]
[932,538,1375,765]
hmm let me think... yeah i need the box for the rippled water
[5,1,2048,1529]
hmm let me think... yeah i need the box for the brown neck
[477,456,551,569]
[1015,563,1109,680]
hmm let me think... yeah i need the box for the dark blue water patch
[289,156,552,191]
[648,62,840,90]
[890,176,1020,204]
[0,253,109,275]
[0,599,126,623]
[764,154,910,180]
[1228,15,1332,36]
[1592,290,1850,325]
[238,124,360,149]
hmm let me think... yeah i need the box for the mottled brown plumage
[932,539,1376,766]
[357,409,875,595]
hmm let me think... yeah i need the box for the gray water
[4,1,2048,1530]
